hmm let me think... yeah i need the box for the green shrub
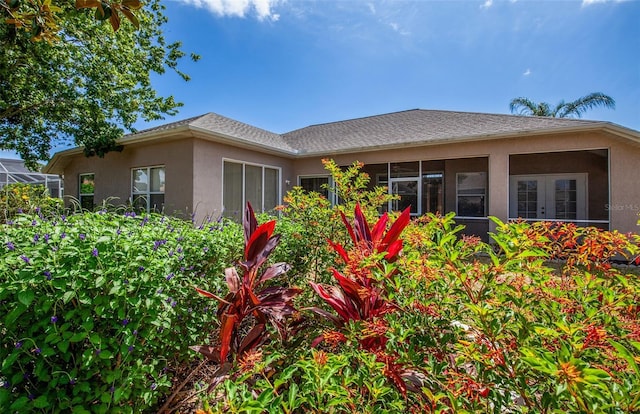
[203,348,411,413]
[275,158,398,286]
[1,183,63,223]
[0,211,242,413]
[198,209,640,413]
[191,160,640,412]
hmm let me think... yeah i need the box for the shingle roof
[281,109,605,154]
[129,112,296,152]
[45,108,636,174]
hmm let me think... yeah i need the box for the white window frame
[222,159,281,215]
[131,165,165,212]
[79,173,95,210]
[456,172,487,218]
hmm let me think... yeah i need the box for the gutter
[42,119,640,172]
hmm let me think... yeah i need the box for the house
[43,109,640,238]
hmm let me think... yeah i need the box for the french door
[509,174,587,221]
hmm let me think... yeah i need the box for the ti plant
[191,203,302,388]
[308,204,423,395]
[309,204,410,329]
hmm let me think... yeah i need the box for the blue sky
[2,0,639,160]
[148,0,639,133]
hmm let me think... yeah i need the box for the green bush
[198,209,640,413]
[1,183,63,223]
[0,211,242,413]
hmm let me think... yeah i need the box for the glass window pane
[132,194,147,211]
[457,172,486,195]
[245,165,262,212]
[555,179,577,220]
[422,172,443,214]
[223,161,243,218]
[80,195,94,211]
[80,174,95,195]
[458,196,485,217]
[390,161,420,178]
[516,180,537,218]
[458,172,486,216]
[264,168,279,212]
[390,162,419,178]
[132,169,148,193]
[150,167,165,193]
[149,194,165,212]
[300,176,329,198]
[391,180,418,215]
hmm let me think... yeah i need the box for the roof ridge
[196,112,281,136]
[283,108,602,136]
[130,113,211,136]
[288,108,421,131]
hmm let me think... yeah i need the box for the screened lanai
[0,158,63,198]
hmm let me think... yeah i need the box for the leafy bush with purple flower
[0,210,242,412]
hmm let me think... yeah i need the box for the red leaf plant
[309,205,410,328]
[190,203,302,388]
[308,205,424,396]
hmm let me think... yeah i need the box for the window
[132,166,165,212]
[223,160,280,218]
[457,172,486,217]
[299,176,332,199]
[422,172,444,214]
[79,173,95,211]
[554,179,578,220]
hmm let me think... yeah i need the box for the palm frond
[509,97,539,116]
[510,92,615,119]
[557,92,616,118]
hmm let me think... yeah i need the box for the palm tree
[509,92,615,118]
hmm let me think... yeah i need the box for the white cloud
[582,0,629,5]
[177,0,280,21]
[480,0,493,9]
[388,22,410,36]
[523,68,531,76]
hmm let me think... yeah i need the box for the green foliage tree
[509,92,615,118]
[1,0,199,169]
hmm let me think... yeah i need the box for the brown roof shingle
[281,109,604,154]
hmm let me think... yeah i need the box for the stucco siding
[62,139,194,215]
[52,115,640,237]
[609,142,640,234]
[290,130,640,235]
[192,138,294,222]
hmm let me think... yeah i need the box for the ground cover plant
[0,209,242,412]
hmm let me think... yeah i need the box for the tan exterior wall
[59,128,640,236]
[610,143,640,233]
[62,139,194,216]
[191,138,294,222]
[291,130,640,235]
